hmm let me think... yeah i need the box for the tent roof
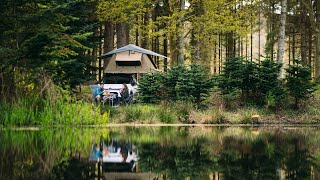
[99,44,167,59]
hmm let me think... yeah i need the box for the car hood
[103,84,123,90]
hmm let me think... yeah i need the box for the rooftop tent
[99,44,167,74]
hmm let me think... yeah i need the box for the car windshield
[103,74,132,84]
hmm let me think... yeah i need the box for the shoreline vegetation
[1,83,319,127]
[0,62,319,127]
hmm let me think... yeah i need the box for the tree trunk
[250,23,253,61]
[270,2,276,61]
[226,32,235,59]
[301,8,307,64]
[219,33,221,74]
[99,23,103,81]
[177,0,185,65]
[103,21,114,72]
[163,33,168,71]
[116,22,129,48]
[258,11,261,63]
[315,0,320,80]
[289,33,291,64]
[141,12,149,48]
[190,29,200,63]
[315,29,320,80]
[135,15,139,46]
[213,40,217,74]
[169,33,177,66]
[92,36,97,79]
[308,27,312,66]
[292,30,295,61]
[277,0,287,78]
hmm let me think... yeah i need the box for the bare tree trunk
[302,0,320,79]
[301,8,307,64]
[315,0,320,80]
[245,34,248,60]
[240,37,243,57]
[169,32,177,66]
[258,10,261,63]
[292,30,296,61]
[116,22,129,48]
[289,33,291,64]
[99,23,103,82]
[315,29,320,80]
[156,36,160,68]
[103,21,114,72]
[219,33,221,74]
[92,26,98,79]
[270,2,275,61]
[141,12,149,48]
[135,16,139,46]
[213,40,217,74]
[250,26,253,61]
[163,33,168,71]
[226,32,235,59]
[277,0,287,78]
[177,0,185,65]
[308,27,312,66]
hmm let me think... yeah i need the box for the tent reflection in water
[100,44,167,74]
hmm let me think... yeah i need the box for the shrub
[218,57,286,108]
[285,60,314,109]
[138,73,165,103]
[257,59,286,107]
[138,64,214,105]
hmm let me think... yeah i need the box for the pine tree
[285,60,314,109]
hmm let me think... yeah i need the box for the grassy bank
[108,84,320,124]
[1,84,319,126]
[107,102,320,124]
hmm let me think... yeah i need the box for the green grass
[0,97,109,126]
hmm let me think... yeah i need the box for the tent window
[116,61,141,66]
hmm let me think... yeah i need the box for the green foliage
[0,86,109,126]
[218,57,286,108]
[218,57,244,96]
[138,64,214,105]
[257,59,286,107]
[121,106,143,122]
[175,64,214,104]
[285,60,314,108]
[173,101,194,123]
[0,0,98,98]
[138,73,165,103]
[158,103,176,123]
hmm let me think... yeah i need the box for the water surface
[0,126,319,179]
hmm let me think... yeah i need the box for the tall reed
[0,77,109,126]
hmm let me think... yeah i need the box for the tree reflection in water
[0,127,319,179]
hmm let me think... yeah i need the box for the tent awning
[115,53,142,61]
[100,44,167,59]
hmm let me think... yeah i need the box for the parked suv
[102,74,138,98]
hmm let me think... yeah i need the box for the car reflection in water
[89,139,138,173]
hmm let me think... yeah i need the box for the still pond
[0,126,319,179]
